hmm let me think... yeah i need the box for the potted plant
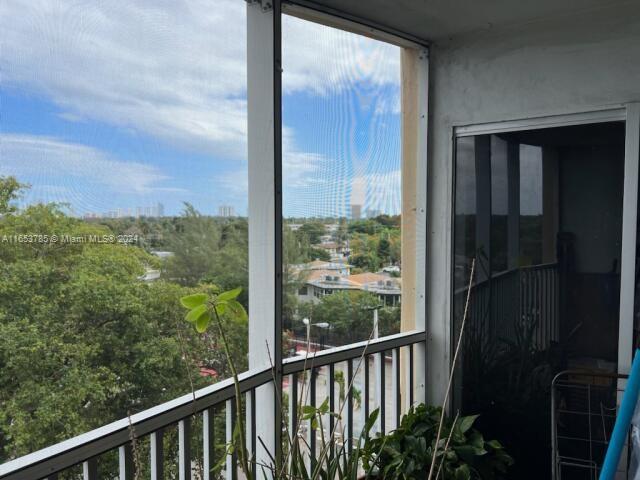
[360,404,513,480]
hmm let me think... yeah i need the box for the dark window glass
[452,122,625,479]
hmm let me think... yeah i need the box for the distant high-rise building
[366,209,381,219]
[218,205,236,217]
[350,204,362,220]
[87,203,164,219]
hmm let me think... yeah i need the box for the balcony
[4,0,640,479]
[0,331,426,479]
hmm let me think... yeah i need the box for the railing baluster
[250,388,257,470]
[374,352,383,433]
[329,363,335,450]
[244,392,253,469]
[347,359,354,454]
[393,348,401,429]
[151,429,164,480]
[119,443,134,480]
[364,354,370,422]
[289,373,298,442]
[379,351,386,434]
[0,332,427,480]
[309,367,317,471]
[409,344,415,407]
[203,409,214,480]
[82,458,98,480]
[537,269,542,347]
[225,399,237,480]
[179,418,191,480]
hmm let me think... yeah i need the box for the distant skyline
[1,1,401,218]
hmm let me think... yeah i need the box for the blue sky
[0,0,401,218]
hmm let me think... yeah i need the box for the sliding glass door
[452,119,628,479]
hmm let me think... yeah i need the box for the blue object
[600,348,640,480]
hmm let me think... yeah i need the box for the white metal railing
[0,330,426,480]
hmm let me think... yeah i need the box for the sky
[0,0,402,218]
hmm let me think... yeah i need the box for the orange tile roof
[347,272,389,285]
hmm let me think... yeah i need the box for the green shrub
[361,404,513,480]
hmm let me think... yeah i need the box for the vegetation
[296,291,400,345]
[182,287,379,480]
[179,286,508,480]
[362,404,513,480]
[0,174,402,465]
[349,220,400,273]
[0,178,242,462]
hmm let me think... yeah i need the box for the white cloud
[1,1,402,218]
[0,134,179,210]
[1,1,400,161]
[282,15,400,96]
[1,0,248,158]
[216,127,330,197]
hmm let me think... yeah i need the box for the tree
[377,236,391,263]
[350,251,381,273]
[307,246,331,262]
[0,176,26,215]
[373,214,400,228]
[0,190,247,463]
[334,217,349,244]
[162,204,249,307]
[296,221,326,244]
[297,291,400,346]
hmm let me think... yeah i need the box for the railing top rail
[0,330,425,480]
[283,330,426,375]
[520,261,558,271]
[0,367,272,480]
[453,262,560,295]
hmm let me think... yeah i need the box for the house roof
[307,259,331,268]
[347,272,389,286]
[296,259,350,271]
[305,269,337,282]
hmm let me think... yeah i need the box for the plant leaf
[319,397,329,414]
[180,293,208,309]
[455,464,471,480]
[217,287,242,302]
[185,304,207,323]
[215,302,227,316]
[195,311,211,333]
[226,299,248,322]
[459,414,479,433]
[487,439,502,449]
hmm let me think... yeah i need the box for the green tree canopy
[0,176,26,215]
[297,291,400,346]
[296,221,326,244]
[0,187,247,463]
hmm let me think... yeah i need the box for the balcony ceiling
[307,0,637,42]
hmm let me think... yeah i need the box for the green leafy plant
[286,400,380,480]
[181,286,380,480]
[180,287,252,477]
[361,404,513,480]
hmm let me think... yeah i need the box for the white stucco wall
[426,6,640,404]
